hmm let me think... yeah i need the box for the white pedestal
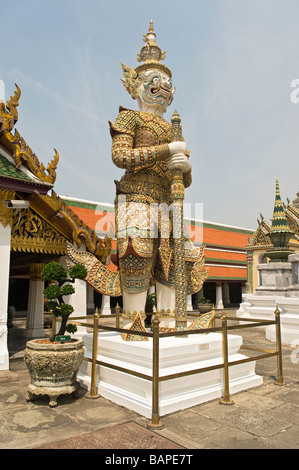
[100,295,111,315]
[237,294,299,344]
[78,331,262,418]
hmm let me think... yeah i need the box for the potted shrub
[24,261,87,407]
[197,297,213,314]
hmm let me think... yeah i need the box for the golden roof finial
[0,83,21,126]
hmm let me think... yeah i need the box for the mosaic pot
[24,338,84,407]
[198,303,213,314]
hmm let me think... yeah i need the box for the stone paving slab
[35,422,184,449]
[1,310,299,450]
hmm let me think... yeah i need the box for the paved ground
[1,310,299,451]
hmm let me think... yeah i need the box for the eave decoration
[0,85,112,266]
[11,206,67,255]
[50,191,112,265]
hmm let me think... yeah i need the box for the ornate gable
[0,84,58,185]
[11,206,67,255]
[0,84,112,263]
[247,219,272,249]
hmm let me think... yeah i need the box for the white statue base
[237,294,299,345]
[78,331,262,418]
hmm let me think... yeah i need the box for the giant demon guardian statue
[67,21,208,335]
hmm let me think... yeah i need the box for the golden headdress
[121,20,172,99]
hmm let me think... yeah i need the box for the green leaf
[65,323,77,334]
[43,285,61,300]
[68,264,87,280]
[61,284,75,296]
[41,262,68,281]
[59,303,74,316]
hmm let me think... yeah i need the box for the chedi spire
[271,179,290,233]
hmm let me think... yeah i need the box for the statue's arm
[183,169,192,188]
[110,109,170,170]
[111,133,170,170]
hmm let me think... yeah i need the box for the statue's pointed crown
[135,20,171,76]
[121,20,171,99]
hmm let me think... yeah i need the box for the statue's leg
[156,280,175,312]
[119,251,153,327]
[155,281,176,327]
[122,290,147,326]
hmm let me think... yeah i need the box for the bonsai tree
[145,292,157,313]
[145,292,156,326]
[198,297,212,304]
[41,261,87,341]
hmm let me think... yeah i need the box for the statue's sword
[170,110,187,332]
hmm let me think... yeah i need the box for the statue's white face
[137,69,175,115]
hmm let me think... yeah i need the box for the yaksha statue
[108,21,208,327]
[67,21,208,333]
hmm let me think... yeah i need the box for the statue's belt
[122,173,170,188]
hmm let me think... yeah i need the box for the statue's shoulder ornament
[109,106,139,138]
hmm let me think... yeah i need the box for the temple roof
[0,84,58,186]
[247,179,299,250]
[0,84,111,265]
[0,153,32,182]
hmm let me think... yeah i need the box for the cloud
[9,67,103,123]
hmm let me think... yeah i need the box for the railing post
[147,317,164,430]
[275,306,283,385]
[212,304,216,329]
[219,312,234,405]
[115,302,120,329]
[86,308,100,399]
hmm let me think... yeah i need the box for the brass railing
[52,306,283,430]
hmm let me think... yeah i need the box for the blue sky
[1,0,299,230]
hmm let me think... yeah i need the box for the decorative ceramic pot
[198,303,213,314]
[24,338,84,407]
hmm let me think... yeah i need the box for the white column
[241,282,247,301]
[26,263,45,339]
[0,223,11,370]
[100,295,111,315]
[215,282,224,309]
[60,250,87,338]
[69,278,87,337]
[87,284,94,312]
[187,294,193,311]
[223,282,230,307]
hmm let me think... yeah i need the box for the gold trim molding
[29,262,47,280]
[0,189,16,227]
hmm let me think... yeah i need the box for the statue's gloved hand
[167,153,191,173]
[168,141,187,156]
